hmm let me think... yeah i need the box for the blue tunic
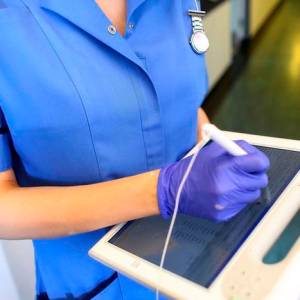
[0,0,208,298]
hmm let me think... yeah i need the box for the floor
[204,0,300,140]
[203,0,300,264]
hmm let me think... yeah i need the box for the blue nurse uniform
[0,0,208,298]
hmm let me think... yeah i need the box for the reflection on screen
[109,146,300,288]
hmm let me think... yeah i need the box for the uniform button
[108,25,117,35]
[129,22,134,29]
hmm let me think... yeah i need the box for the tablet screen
[109,146,300,288]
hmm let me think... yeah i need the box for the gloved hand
[157,141,270,222]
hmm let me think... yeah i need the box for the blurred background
[1,0,299,299]
[202,0,300,140]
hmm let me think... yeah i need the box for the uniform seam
[142,1,166,164]
[20,0,103,181]
[144,55,166,165]
[123,58,149,171]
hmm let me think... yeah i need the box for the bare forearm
[197,108,210,142]
[0,170,160,240]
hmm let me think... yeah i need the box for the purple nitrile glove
[157,140,270,222]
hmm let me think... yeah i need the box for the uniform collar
[39,0,147,72]
[127,0,146,22]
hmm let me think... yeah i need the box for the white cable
[155,139,207,300]
[194,0,199,11]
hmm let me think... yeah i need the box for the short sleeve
[0,107,12,172]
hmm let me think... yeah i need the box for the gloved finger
[235,140,262,155]
[218,189,261,206]
[236,172,269,191]
[212,203,247,222]
[235,141,271,172]
[221,205,246,222]
[232,152,270,174]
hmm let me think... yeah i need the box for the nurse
[0,0,269,299]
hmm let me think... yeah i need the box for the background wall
[0,240,35,300]
[0,242,20,300]
[249,0,282,37]
[203,0,232,90]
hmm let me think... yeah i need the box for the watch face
[190,31,210,54]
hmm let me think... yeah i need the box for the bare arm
[0,109,208,241]
[197,108,210,143]
[0,168,160,240]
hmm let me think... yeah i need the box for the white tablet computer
[89,132,300,300]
